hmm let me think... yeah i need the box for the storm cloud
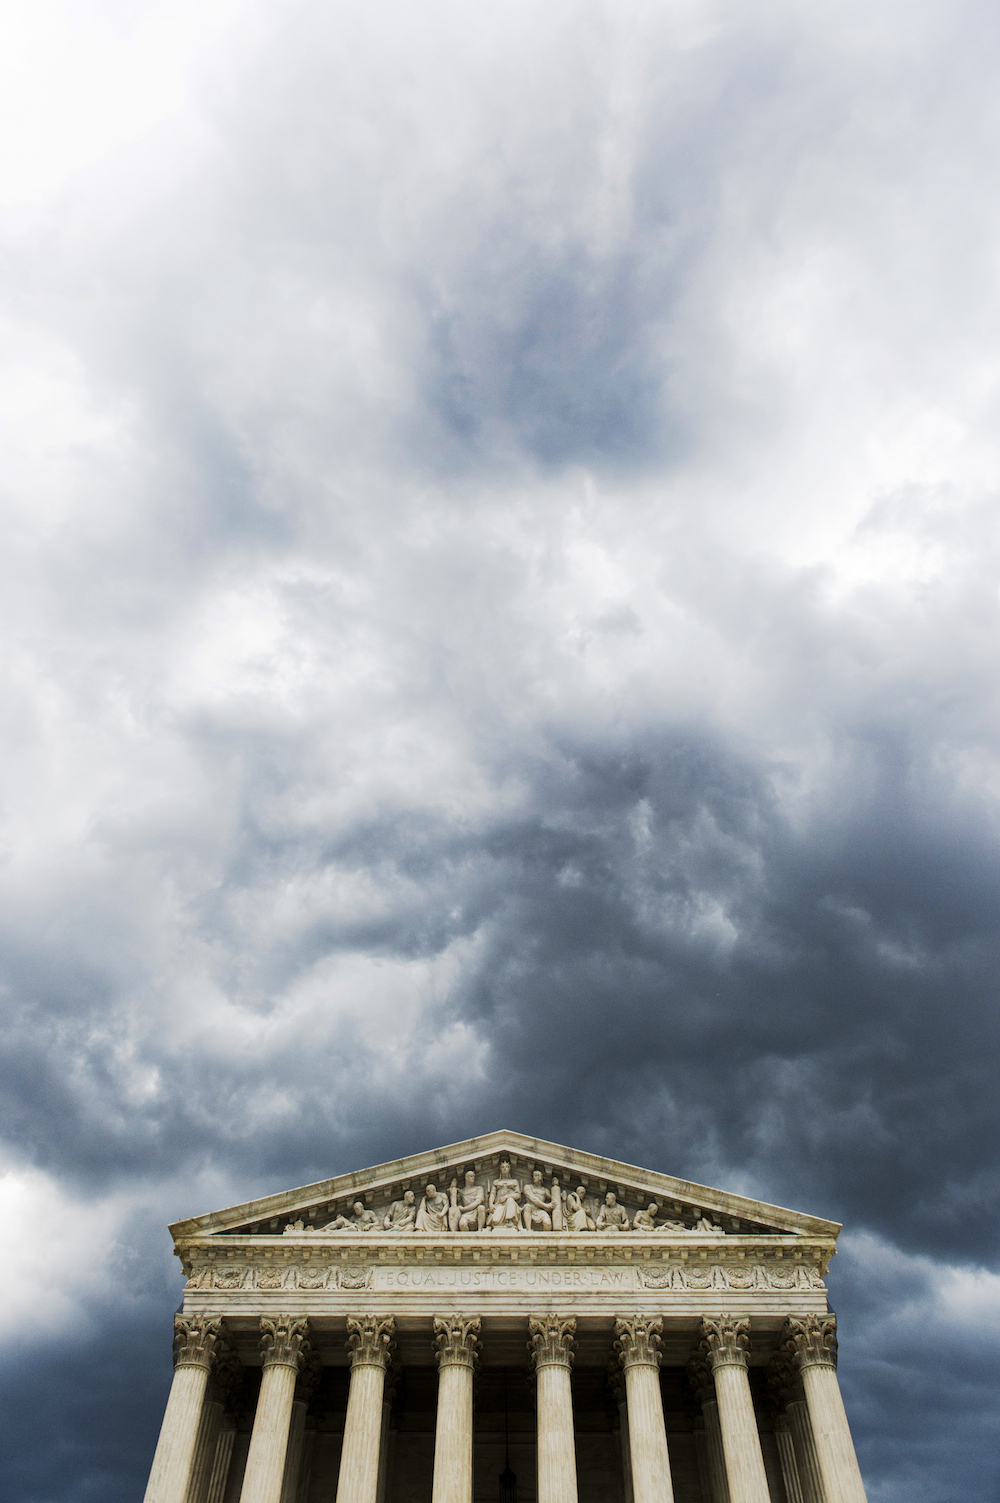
[1,0,1000,1498]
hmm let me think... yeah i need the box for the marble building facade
[142,1131,867,1503]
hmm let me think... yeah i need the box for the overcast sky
[1,1,999,1498]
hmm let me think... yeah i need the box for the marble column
[240,1317,310,1503]
[530,1316,579,1503]
[700,1317,769,1503]
[376,1362,400,1503]
[431,1316,482,1503]
[614,1316,675,1503]
[335,1315,396,1503]
[688,1355,731,1503]
[786,1402,824,1503]
[774,1420,805,1503]
[279,1402,308,1503]
[144,1317,225,1503]
[766,1353,812,1503]
[783,1318,867,1503]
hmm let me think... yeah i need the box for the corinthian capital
[700,1315,751,1370]
[173,1315,224,1372]
[686,1351,715,1405]
[433,1315,482,1370]
[260,1316,310,1371]
[347,1314,396,1371]
[614,1315,663,1371]
[528,1316,577,1370]
[782,1314,838,1371]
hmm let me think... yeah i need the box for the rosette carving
[528,1315,576,1370]
[613,1315,663,1370]
[433,1315,482,1369]
[700,1315,751,1371]
[346,1314,396,1371]
[260,1315,310,1371]
[782,1314,838,1371]
[173,1316,224,1372]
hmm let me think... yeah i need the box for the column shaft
[376,1399,393,1503]
[622,1364,673,1503]
[187,1400,225,1503]
[279,1400,308,1503]
[787,1401,825,1503]
[712,1364,770,1503]
[144,1318,224,1503]
[800,1366,867,1503]
[206,1426,237,1503]
[703,1398,732,1503]
[617,1396,635,1503]
[144,1365,214,1503]
[432,1363,475,1503]
[536,1363,578,1503]
[775,1424,804,1503]
[337,1364,387,1503]
[240,1364,298,1503]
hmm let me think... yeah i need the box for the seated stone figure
[595,1192,631,1233]
[449,1172,487,1233]
[488,1161,522,1230]
[322,1200,378,1233]
[564,1186,596,1232]
[384,1189,417,1232]
[415,1183,450,1233]
[631,1201,661,1232]
[521,1169,555,1231]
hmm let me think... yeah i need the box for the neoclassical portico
[143,1131,868,1503]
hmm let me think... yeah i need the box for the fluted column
[614,1316,674,1503]
[783,1318,866,1503]
[335,1316,396,1503]
[280,1352,322,1503]
[529,1317,578,1503]
[186,1398,224,1503]
[700,1317,769,1503]
[240,1317,310,1503]
[766,1353,810,1503]
[774,1420,804,1503]
[787,1400,825,1503]
[431,1316,482,1503]
[688,1354,731,1503]
[144,1317,225,1503]
[206,1422,237,1503]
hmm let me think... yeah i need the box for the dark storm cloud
[1,0,1000,1500]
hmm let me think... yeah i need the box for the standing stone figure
[488,1160,522,1229]
[449,1171,487,1232]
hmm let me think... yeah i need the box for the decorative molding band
[528,1315,577,1370]
[782,1314,838,1371]
[260,1315,309,1371]
[347,1314,396,1371]
[173,1315,224,1371]
[433,1315,482,1369]
[614,1315,663,1370]
[701,1315,751,1370]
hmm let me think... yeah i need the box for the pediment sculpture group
[284,1161,726,1237]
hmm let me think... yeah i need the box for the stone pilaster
[529,1317,578,1503]
[700,1317,769,1503]
[335,1316,396,1503]
[144,1317,225,1503]
[688,1353,731,1503]
[239,1317,310,1503]
[431,1316,481,1503]
[782,1317,867,1503]
[614,1317,675,1503]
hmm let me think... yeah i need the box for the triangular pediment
[169,1131,839,1242]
